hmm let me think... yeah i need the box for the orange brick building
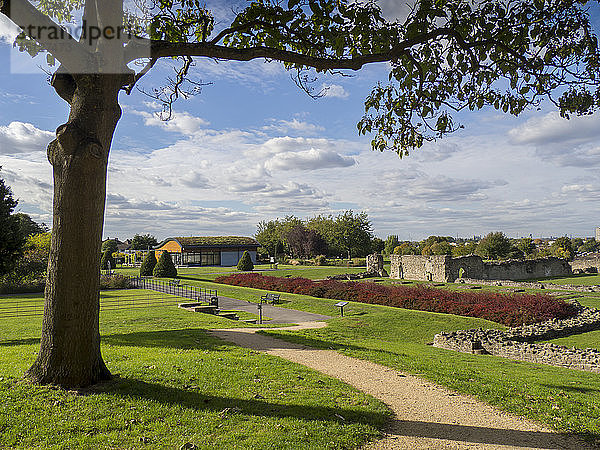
[155,236,259,267]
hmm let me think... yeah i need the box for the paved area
[216,296,331,324]
[209,324,594,450]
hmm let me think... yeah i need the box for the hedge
[214,273,578,327]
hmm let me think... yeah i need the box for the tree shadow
[92,375,388,427]
[102,328,236,351]
[0,337,40,347]
[383,419,596,449]
[540,383,600,394]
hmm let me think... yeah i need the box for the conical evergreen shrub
[100,249,115,271]
[237,250,254,271]
[139,250,157,276]
[153,251,178,278]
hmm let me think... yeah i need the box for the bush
[214,273,578,327]
[100,249,116,270]
[153,251,178,278]
[139,251,157,276]
[237,251,254,271]
[313,255,327,266]
[100,274,132,289]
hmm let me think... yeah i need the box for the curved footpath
[209,320,594,449]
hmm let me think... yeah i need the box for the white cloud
[0,122,54,154]
[133,110,210,135]
[508,112,600,146]
[0,14,19,43]
[262,118,324,136]
[180,171,211,189]
[321,84,349,99]
[265,147,355,171]
[508,112,600,167]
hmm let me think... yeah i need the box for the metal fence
[0,278,217,319]
[128,277,217,302]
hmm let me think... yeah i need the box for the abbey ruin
[388,255,572,282]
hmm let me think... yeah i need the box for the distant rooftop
[158,236,259,248]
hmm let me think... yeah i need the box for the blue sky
[0,1,599,241]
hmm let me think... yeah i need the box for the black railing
[128,277,217,303]
[0,278,217,319]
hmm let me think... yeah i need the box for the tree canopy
[476,232,512,260]
[0,169,24,276]
[130,234,158,250]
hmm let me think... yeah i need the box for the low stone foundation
[326,271,380,280]
[434,304,600,373]
[458,277,600,292]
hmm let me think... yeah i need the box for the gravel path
[208,323,594,450]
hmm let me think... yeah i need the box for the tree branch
[0,0,92,72]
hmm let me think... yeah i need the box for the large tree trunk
[25,74,123,387]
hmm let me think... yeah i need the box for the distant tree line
[255,211,382,259]
[382,232,597,261]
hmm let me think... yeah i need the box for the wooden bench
[260,293,281,304]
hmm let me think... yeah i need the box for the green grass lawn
[177,280,600,442]
[542,274,600,286]
[545,330,600,351]
[0,291,390,449]
[117,264,366,282]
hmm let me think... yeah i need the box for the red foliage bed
[215,273,578,327]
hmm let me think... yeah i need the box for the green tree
[100,249,115,271]
[333,211,373,258]
[579,239,600,254]
[384,235,400,255]
[255,219,286,258]
[130,234,158,250]
[101,239,119,255]
[12,213,48,240]
[370,237,385,254]
[550,237,575,261]
[5,232,51,285]
[3,0,598,387]
[516,238,537,258]
[394,242,418,255]
[237,251,254,271]
[139,251,157,276]
[0,170,23,276]
[430,241,453,256]
[153,251,178,278]
[452,241,477,257]
[476,232,512,260]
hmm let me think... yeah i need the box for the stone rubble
[434,302,600,373]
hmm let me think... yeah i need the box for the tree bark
[25,74,123,387]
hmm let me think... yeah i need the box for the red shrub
[214,273,578,326]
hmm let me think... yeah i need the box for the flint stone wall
[366,254,387,277]
[434,305,600,373]
[571,254,600,273]
[389,255,571,282]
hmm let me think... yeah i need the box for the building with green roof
[155,236,260,267]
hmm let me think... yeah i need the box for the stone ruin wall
[483,257,572,280]
[390,255,571,282]
[389,255,449,282]
[434,305,600,373]
[571,253,600,273]
[366,254,384,273]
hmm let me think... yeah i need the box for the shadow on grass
[383,419,596,449]
[0,338,40,347]
[95,375,389,427]
[540,383,600,394]
[102,328,235,350]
